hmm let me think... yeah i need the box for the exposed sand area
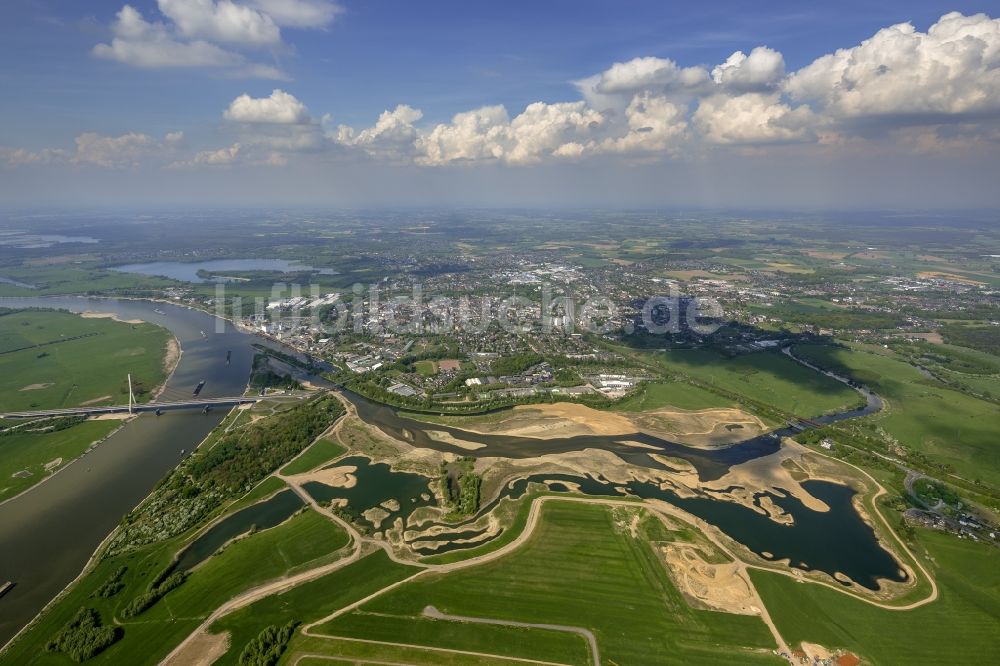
[79,394,113,406]
[424,430,487,450]
[287,464,358,489]
[162,629,229,666]
[80,311,145,324]
[18,383,53,391]
[163,337,180,373]
[427,402,768,448]
[661,543,758,615]
[688,439,832,513]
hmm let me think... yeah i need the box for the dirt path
[167,485,941,666]
[294,639,575,666]
[422,605,600,666]
[159,542,364,666]
[162,390,937,665]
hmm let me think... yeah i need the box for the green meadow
[209,551,418,666]
[650,348,861,419]
[280,436,347,475]
[611,379,738,412]
[317,501,780,665]
[0,309,172,411]
[0,266,175,297]
[753,529,1000,664]
[794,343,1000,486]
[0,419,120,501]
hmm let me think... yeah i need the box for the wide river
[0,297,900,645]
[0,297,257,644]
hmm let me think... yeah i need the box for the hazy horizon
[2,1,999,209]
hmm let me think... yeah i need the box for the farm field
[0,418,120,501]
[0,309,173,411]
[753,529,1000,664]
[610,379,737,412]
[650,349,862,419]
[210,551,418,665]
[315,501,780,665]
[0,266,176,297]
[793,343,1000,487]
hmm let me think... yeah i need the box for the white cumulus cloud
[712,46,785,93]
[601,93,688,153]
[247,0,342,28]
[694,93,814,144]
[169,142,242,168]
[787,12,1000,121]
[592,56,709,95]
[92,0,341,78]
[93,4,287,78]
[158,0,281,47]
[224,89,311,123]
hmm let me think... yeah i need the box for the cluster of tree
[120,377,148,398]
[107,396,346,557]
[250,366,302,391]
[939,325,1000,361]
[188,396,343,492]
[913,478,963,509]
[763,303,904,330]
[119,571,187,619]
[237,621,298,666]
[1,415,87,438]
[490,353,543,376]
[46,608,121,662]
[251,344,319,372]
[90,566,127,600]
[439,457,481,517]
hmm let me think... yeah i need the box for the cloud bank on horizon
[1,2,998,206]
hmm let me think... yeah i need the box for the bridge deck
[0,396,262,419]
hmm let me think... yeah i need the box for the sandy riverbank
[415,402,768,449]
[79,311,145,325]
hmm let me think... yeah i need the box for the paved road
[0,396,260,419]
[423,605,600,666]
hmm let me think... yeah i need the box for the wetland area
[0,297,909,647]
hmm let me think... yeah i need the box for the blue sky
[1,1,998,208]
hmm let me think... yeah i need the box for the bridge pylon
[127,373,135,415]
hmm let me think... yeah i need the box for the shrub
[46,608,121,662]
[238,621,297,666]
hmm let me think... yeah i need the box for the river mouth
[339,390,907,591]
[344,390,787,483]
[0,296,257,645]
[0,296,905,645]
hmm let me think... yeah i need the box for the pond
[172,489,304,573]
[110,259,338,283]
[415,471,906,590]
[302,455,435,531]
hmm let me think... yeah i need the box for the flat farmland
[315,501,780,665]
[0,309,173,411]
